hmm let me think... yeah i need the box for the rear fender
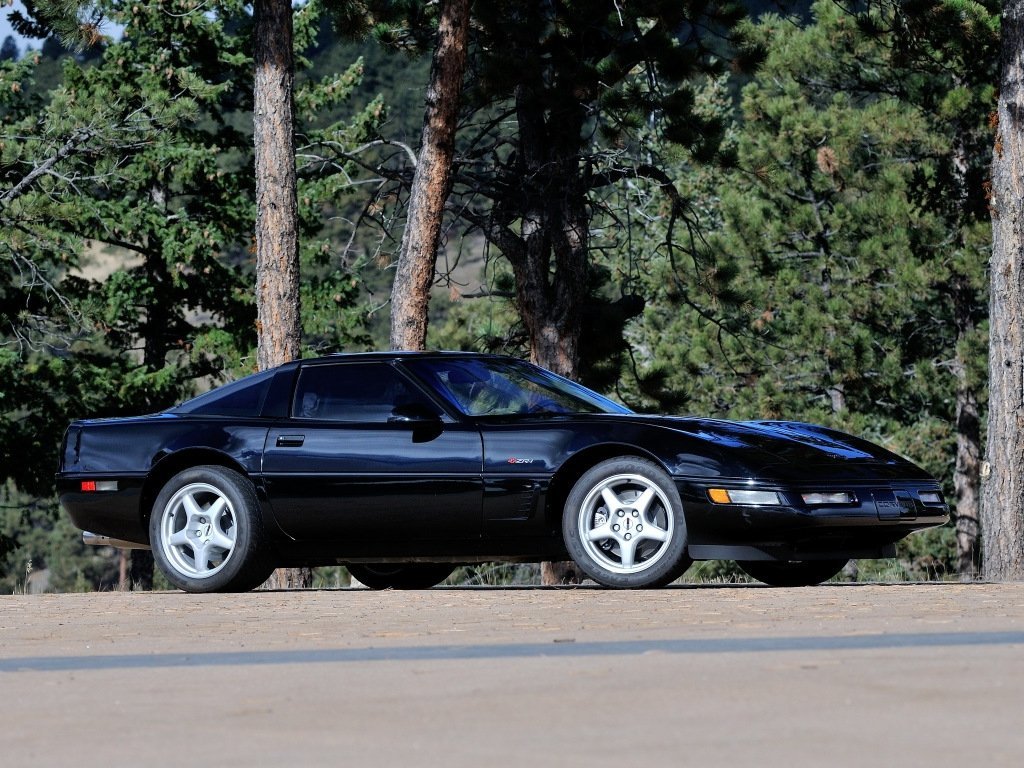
[140,449,285,540]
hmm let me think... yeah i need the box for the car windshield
[404,358,631,417]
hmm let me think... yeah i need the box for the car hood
[622,415,930,481]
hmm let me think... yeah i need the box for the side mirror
[388,403,442,424]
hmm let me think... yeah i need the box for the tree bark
[955,373,982,579]
[945,115,984,581]
[503,85,589,380]
[501,86,589,585]
[983,0,1024,581]
[389,0,470,351]
[254,0,301,372]
[953,276,982,580]
[254,0,310,589]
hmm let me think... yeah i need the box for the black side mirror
[389,404,444,443]
[388,403,442,424]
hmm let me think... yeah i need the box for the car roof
[295,350,521,367]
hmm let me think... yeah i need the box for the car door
[261,361,483,541]
[479,419,579,536]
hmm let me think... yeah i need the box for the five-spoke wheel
[563,458,691,588]
[150,466,272,593]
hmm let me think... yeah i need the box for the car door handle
[276,434,305,448]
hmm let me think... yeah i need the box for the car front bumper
[678,479,950,562]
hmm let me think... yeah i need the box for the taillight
[80,480,117,492]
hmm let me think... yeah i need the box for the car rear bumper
[56,473,149,546]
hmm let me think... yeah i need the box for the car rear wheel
[563,457,690,588]
[737,559,848,587]
[150,465,272,593]
[347,563,454,590]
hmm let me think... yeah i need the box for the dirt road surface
[2,582,1023,767]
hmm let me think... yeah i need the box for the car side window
[172,368,276,416]
[291,363,432,423]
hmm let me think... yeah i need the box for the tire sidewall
[563,457,689,588]
[150,465,265,593]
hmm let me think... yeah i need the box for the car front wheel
[150,465,272,593]
[563,457,690,588]
[347,563,454,590]
[737,559,848,587]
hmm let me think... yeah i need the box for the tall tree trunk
[254,0,301,372]
[953,277,982,580]
[503,87,589,585]
[389,0,470,351]
[254,0,310,589]
[506,87,588,379]
[947,118,983,581]
[983,0,1024,581]
[955,370,982,579]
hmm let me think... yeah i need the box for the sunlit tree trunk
[982,0,1024,580]
[390,0,470,351]
[254,0,310,589]
[254,0,301,372]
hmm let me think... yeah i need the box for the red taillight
[81,481,97,492]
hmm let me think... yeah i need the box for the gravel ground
[2,582,1022,766]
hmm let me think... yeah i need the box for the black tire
[648,554,696,588]
[737,559,848,587]
[347,563,454,590]
[149,465,273,593]
[562,457,690,588]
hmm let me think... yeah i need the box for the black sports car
[57,352,948,592]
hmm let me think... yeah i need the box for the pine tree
[0,1,378,590]
[853,0,997,579]
[325,0,752,377]
[626,0,992,578]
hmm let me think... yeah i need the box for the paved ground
[2,582,1023,767]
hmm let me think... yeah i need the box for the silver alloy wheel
[158,482,237,580]
[576,473,674,575]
